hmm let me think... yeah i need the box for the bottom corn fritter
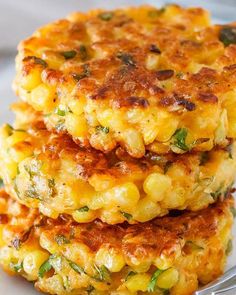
[0,190,234,295]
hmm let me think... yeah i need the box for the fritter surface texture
[14,5,236,157]
[0,190,234,295]
[0,102,235,224]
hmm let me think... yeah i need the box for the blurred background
[0,0,236,124]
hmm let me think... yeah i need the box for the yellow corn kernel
[97,109,125,130]
[4,161,18,180]
[134,197,161,222]
[68,97,86,115]
[40,232,58,253]
[143,173,172,202]
[20,69,42,91]
[155,111,179,142]
[72,209,96,223]
[23,250,49,280]
[6,131,27,147]
[214,109,228,145]
[156,268,179,289]
[122,129,145,158]
[89,174,116,191]
[146,53,160,70]
[62,243,90,268]
[9,147,32,163]
[104,182,140,210]
[30,84,56,111]
[160,187,186,208]
[42,50,65,69]
[0,246,16,267]
[65,113,88,138]
[95,246,125,272]
[125,273,151,292]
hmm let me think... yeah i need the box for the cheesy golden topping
[14,5,236,157]
[0,102,235,224]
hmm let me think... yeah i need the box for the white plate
[0,0,235,294]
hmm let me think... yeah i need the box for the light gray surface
[0,1,235,294]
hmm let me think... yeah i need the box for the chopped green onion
[219,27,236,46]
[69,260,85,274]
[172,128,189,151]
[125,271,137,281]
[55,234,70,246]
[93,265,110,281]
[95,125,109,134]
[38,257,53,278]
[77,206,89,212]
[226,239,233,256]
[230,207,236,218]
[61,50,77,60]
[148,268,165,292]
[10,262,23,273]
[120,211,133,221]
[98,12,114,21]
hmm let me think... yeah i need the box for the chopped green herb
[55,119,66,132]
[77,206,89,212]
[125,271,137,281]
[11,237,21,250]
[86,285,95,294]
[38,257,53,278]
[185,241,204,251]
[25,185,40,199]
[117,52,136,67]
[148,268,165,292]
[48,178,56,197]
[25,56,48,67]
[72,64,90,81]
[176,72,184,79]
[200,152,210,166]
[230,207,236,218]
[210,186,223,201]
[148,8,165,18]
[226,143,234,159]
[79,45,88,60]
[5,124,14,136]
[164,161,172,174]
[55,106,66,116]
[93,265,110,281]
[10,261,23,273]
[0,178,3,187]
[120,211,133,221]
[226,239,233,255]
[55,234,70,246]
[219,27,236,46]
[172,128,189,151]
[61,50,77,60]
[69,260,85,274]
[98,12,114,21]
[95,125,109,134]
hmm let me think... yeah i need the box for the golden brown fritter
[0,190,234,295]
[0,102,235,224]
[14,5,236,157]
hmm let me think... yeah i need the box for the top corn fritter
[14,5,236,158]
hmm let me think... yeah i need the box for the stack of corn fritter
[0,4,236,295]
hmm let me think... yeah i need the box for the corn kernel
[30,84,56,111]
[20,70,42,91]
[104,182,140,210]
[68,97,86,115]
[214,109,228,144]
[6,131,27,146]
[156,268,179,289]
[125,273,151,292]
[95,246,125,272]
[72,209,96,223]
[146,54,160,70]
[143,173,172,202]
[65,113,88,138]
[134,197,161,222]
[23,250,49,280]
[122,129,145,158]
